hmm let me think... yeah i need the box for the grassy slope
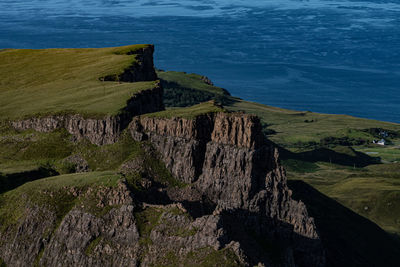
[144,101,225,119]
[0,171,121,232]
[287,163,400,235]
[157,71,227,96]
[161,70,400,235]
[228,100,400,148]
[157,70,231,108]
[0,125,184,193]
[0,45,157,119]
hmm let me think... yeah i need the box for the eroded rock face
[211,113,264,149]
[129,112,326,266]
[40,206,140,267]
[123,45,158,82]
[12,84,164,145]
[3,109,326,266]
[0,206,56,266]
[0,181,245,267]
[102,45,157,82]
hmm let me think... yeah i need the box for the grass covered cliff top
[0,44,157,119]
[159,70,400,147]
[144,101,225,119]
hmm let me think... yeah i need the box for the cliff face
[129,112,326,266]
[11,45,162,145]
[0,182,137,267]
[1,110,326,266]
[102,45,157,82]
[0,176,244,267]
[12,84,164,145]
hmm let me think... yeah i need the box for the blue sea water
[1,0,399,122]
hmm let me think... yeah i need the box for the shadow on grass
[0,167,58,194]
[161,79,238,108]
[288,180,400,267]
[277,144,380,168]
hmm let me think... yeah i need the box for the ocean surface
[1,0,399,122]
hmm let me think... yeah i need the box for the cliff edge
[128,109,326,266]
[0,45,327,266]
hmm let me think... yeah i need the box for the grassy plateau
[0,44,157,119]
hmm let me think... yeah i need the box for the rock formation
[1,44,327,266]
[129,112,326,266]
[0,108,327,266]
[102,45,157,82]
[12,83,164,145]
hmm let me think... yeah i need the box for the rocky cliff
[0,109,326,266]
[2,42,326,265]
[0,174,245,267]
[129,112,326,266]
[12,84,164,145]
[102,45,157,82]
[11,45,163,145]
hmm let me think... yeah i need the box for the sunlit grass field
[145,101,224,119]
[0,45,156,119]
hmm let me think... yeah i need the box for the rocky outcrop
[0,180,245,267]
[129,112,326,266]
[0,206,56,266]
[12,84,164,145]
[0,181,138,267]
[61,155,90,173]
[102,45,157,82]
[1,110,326,266]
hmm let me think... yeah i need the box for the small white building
[377,139,386,146]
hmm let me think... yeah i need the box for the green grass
[76,132,143,171]
[155,247,241,267]
[134,206,195,240]
[183,247,242,267]
[85,236,103,256]
[157,206,197,237]
[157,71,228,96]
[0,126,185,194]
[0,128,73,167]
[226,100,400,149]
[0,127,137,173]
[158,70,400,149]
[0,45,157,119]
[0,171,121,232]
[356,146,400,163]
[0,161,47,175]
[287,162,400,234]
[195,247,242,267]
[33,247,45,267]
[159,70,233,108]
[134,207,163,242]
[288,179,400,266]
[282,159,320,173]
[145,101,225,119]
[159,70,400,236]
